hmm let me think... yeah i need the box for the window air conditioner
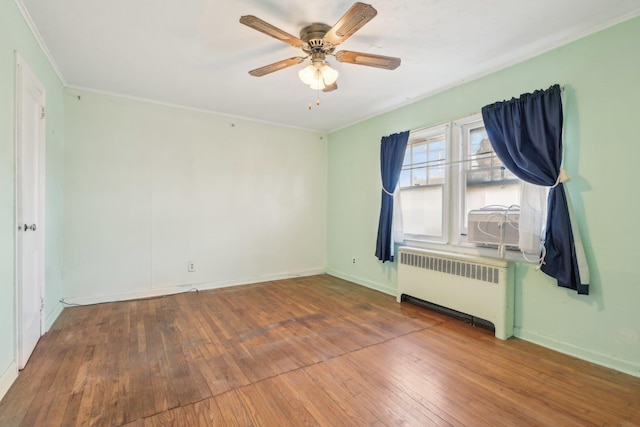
[467,208,520,248]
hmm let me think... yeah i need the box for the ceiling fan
[239,2,401,93]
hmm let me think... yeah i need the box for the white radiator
[397,247,514,339]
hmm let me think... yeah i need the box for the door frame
[14,52,46,368]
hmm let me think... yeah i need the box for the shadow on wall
[562,85,602,311]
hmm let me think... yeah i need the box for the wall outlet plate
[188,262,195,272]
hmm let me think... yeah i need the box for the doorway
[15,54,46,369]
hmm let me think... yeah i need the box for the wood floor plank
[126,302,156,421]
[189,397,225,426]
[215,390,255,426]
[1,274,639,426]
[394,324,618,426]
[0,330,61,426]
[271,369,357,427]
[235,379,319,426]
[305,354,454,426]
[405,323,638,426]
[342,332,545,426]
[59,344,95,425]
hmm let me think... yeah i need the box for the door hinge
[41,106,46,119]
[40,297,45,310]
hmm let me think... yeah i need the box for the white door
[16,55,46,369]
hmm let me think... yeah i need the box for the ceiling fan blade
[239,15,305,48]
[323,2,377,46]
[323,82,338,92]
[248,56,306,77]
[335,50,401,70]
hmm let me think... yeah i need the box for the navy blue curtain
[481,84,588,294]
[375,131,410,262]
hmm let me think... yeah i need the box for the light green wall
[63,89,327,302]
[327,16,640,376]
[0,0,65,388]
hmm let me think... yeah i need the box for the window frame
[399,113,526,260]
[399,124,450,244]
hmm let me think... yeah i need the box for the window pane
[412,166,427,186]
[427,139,446,184]
[467,165,504,184]
[461,122,523,235]
[469,127,489,155]
[466,127,518,183]
[400,127,448,242]
[429,165,445,184]
[467,128,494,184]
[412,143,427,165]
[401,186,443,238]
[399,169,410,188]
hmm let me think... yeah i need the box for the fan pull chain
[308,89,322,111]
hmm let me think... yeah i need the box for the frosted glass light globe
[320,63,339,85]
[309,69,326,90]
[298,64,316,85]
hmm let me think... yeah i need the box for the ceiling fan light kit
[298,53,339,90]
[298,63,338,90]
[239,2,401,93]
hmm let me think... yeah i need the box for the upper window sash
[400,134,447,189]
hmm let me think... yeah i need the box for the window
[457,116,521,239]
[399,114,524,251]
[399,125,449,242]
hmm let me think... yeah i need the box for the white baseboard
[45,300,64,332]
[0,361,18,402]
[515,327,640,378]
[62,268,326,306]
[326,269,396,296]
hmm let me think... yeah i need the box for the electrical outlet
[352,257,356,264]
[188,262,195,272]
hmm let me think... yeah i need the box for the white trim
[515,327,640,378]
[12,51,19,383]
[61,268,326,306]
[65,85,328,135]
[13,1,67,85]
[14,52,22,373]
[326,269,396,296]
[14,53,47,369]
[0,362,19,402]
[45,301,63,332]
[401,235,530,264]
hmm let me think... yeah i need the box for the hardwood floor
[1,275,639,426]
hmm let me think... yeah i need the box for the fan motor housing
[300,23,334,53]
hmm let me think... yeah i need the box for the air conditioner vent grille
[467,209,520,247]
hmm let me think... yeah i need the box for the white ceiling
[18,0,640,133]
